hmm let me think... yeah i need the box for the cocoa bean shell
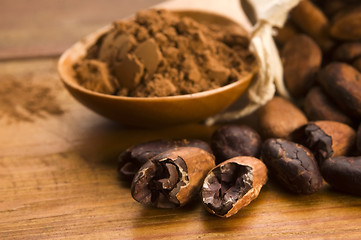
[318,62,361,118]
[261,138,323,194]
[131,147,215,208]
[201,156,267,218]
[258,96,308,139]
[282,34,322,98]
[321,156,361,196]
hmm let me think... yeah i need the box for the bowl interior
[58,10,257,127]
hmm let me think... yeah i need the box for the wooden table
[1,1,361,239]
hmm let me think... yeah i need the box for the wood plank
[0,0,165,60]
[0,58,361,239]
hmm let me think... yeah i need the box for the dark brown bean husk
[131,147,215,208]
[211,125,262,164]
[118,139,212,180]
[261,138,323,194]
[321,156,361,196]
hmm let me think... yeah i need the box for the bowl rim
[57,9,257,102]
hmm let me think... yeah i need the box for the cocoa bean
[211,125,262,164]
[201,156,267,217]
[282,34,322,97]
[321,156,361,196]
[318,62,361,118]
[330,5,361,41]
[258,96,307,139]
[291,121,356,164]
[261,138,322,194]
[303,86,354,126]
[131,147,215,208]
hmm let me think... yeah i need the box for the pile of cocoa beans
[258,0,361,196]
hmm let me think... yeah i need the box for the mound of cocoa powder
[73,9,256,97]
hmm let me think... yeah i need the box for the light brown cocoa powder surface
[74,9,256,97]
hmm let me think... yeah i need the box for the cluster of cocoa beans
[256,0,361,196]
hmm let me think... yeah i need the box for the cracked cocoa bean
[261,138,322,194]
[291,121,356,165]
[118,139,212,180]
[201,156,267,217]
[318,62,361,119]
[321,156,361,196]
[211,125,262,165]
[131,147,215,208]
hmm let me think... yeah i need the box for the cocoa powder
[74,9,256,97]
[0,74,64,123]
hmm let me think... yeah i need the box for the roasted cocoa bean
[258,96,307,139]
[333,42,361,62]
[201,156,267,217]
[131,147,215,208]
[318,62,361,118]
[290,0,334,51]
[303,86,354,126]
[321,156,361,196]
[261,138,322,194]
[118,139,212,180]
[291,121,356,164]
[211,125,262,164]
[282,34,322,97]
[330,5,361,41]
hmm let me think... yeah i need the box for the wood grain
[1,0,361,239]
[0,58,361,240]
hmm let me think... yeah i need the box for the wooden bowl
[57,10,257,128]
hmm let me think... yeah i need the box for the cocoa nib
[321,156,361,196]
[261,138,323,194]
[131,147,215,208]
[118,139,211,180]
[202,163,253,216]
[202,156,267,218]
